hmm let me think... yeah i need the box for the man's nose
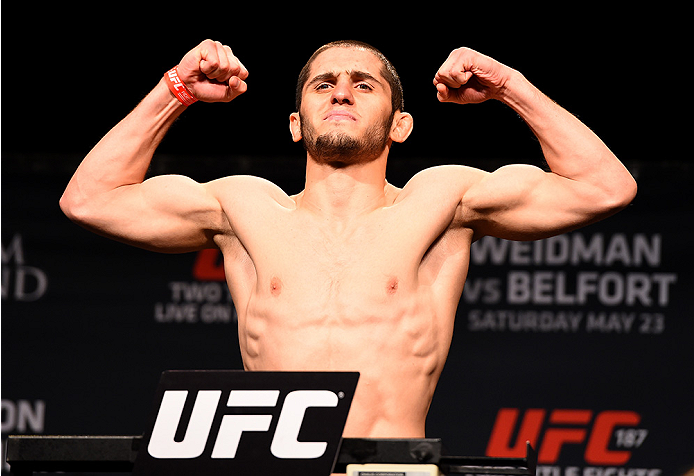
[331,82,354,105]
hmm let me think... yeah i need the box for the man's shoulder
[206,175,293,206]
[397,164,487,202]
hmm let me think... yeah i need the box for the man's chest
[259,214,417,287]
[223,205,434,302]
[217,181,471,305]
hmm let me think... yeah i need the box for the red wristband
[164,67,198,106]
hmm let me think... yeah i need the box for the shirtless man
[60,39,636,440]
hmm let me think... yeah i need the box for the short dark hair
[295,40,404,113]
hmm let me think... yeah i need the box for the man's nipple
[270,277,282,296]
[386,277,399,295]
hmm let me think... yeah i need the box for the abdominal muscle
[237,271,452,439]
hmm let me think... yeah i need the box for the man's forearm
[497,71,636,199]
[60,78,186,215]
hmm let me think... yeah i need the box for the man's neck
[297,155,389,219]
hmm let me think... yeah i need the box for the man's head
[296,40,404,115]
[291,41,412,167]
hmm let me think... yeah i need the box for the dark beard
[300,113,392,167]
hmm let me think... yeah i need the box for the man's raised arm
[434,47,637,241]
[59,40,248,252]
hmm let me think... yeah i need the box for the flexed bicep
[59,39,249,253]
[67,175,229,253]
[461,164,619,241]
[434,46,636,242]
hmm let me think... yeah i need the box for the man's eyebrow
[307,70,383,88]
[307,72,338,88]
[351,70,382,85]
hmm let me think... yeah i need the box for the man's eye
[316,83,332,90]
[356,83,373,91]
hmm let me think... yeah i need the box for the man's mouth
[324,111,356,121]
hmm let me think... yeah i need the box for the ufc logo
[486,408,642,465]
[166,70,186,92]
[148,389,338,459]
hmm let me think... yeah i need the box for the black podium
[5,371,537,475]
[6,435,536,475]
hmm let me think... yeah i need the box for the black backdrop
[2,8,692,476]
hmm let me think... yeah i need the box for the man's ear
[289,112,302,142]
[390,112,414,143]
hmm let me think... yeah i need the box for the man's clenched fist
[176,39,249,103]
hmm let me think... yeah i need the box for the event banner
[2,154,693,475]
